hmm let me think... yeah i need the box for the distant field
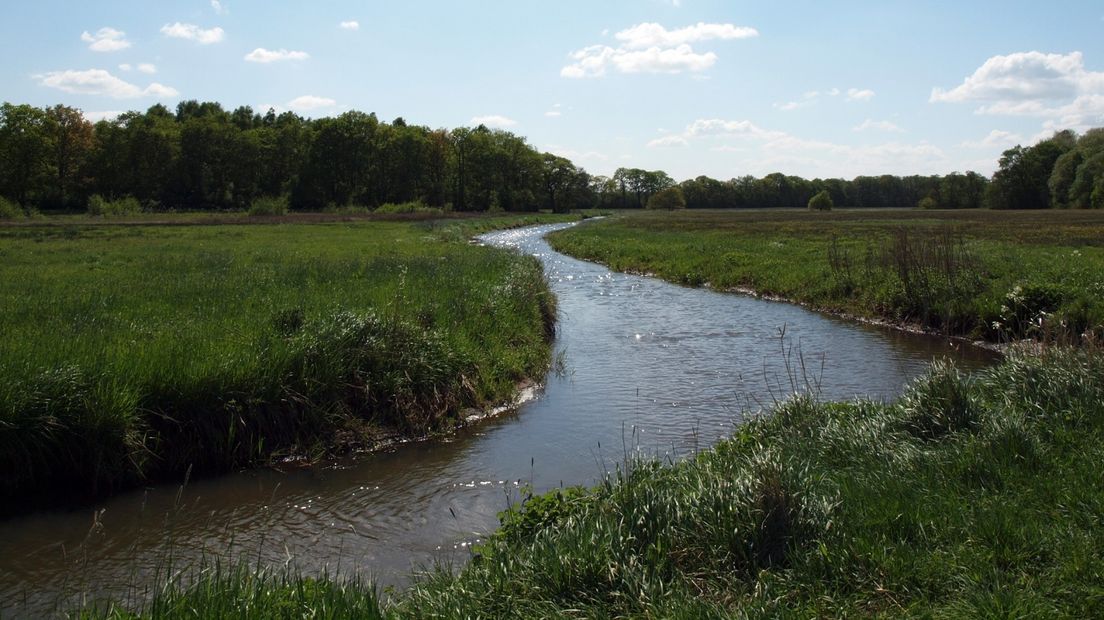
[549,209,1104,342]
[0,213,572,512]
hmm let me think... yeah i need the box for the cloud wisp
[288,95,337,112]
[775,87,874,110]
[470,115,518,128]
[648,117,945,177]
[245,48,309,63]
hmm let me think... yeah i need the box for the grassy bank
[547,209,1104,342]
[85,348,1104,617]
[0,213,573,514]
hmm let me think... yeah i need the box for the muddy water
[0,222,995,616]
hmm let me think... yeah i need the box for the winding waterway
[0,222,995,616]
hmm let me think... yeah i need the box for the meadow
[0,213,572,513]
[548,209,1104,343]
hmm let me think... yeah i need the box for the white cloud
[853,119,903,133]
[959,129,1024,149]
[81,27,131,52]
[562,21,755,78]
[846,88,875,102]
[614,22,758,49]
[118,63,132,72]
[35,69,179,99]
[161,23,225,44]
[288,95,337,111]
[932,51,1104,132]
[339,21,360,31]
[932,51,1095,104]
[545,110,562,117]
[211,0,227,15]
[245,48,309,63]
[563,43,717,77]
[471,115,518,128]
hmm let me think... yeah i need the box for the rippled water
[0,222,995,616]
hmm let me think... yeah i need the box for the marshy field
[2,209,1103,618]
[0,213,571,513]
[549,208,1104,343]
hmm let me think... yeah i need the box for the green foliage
[917,195,938,209]
[0,217,566,512]
[87,194,142,217]
[0,196,24,219]
[807,189,834,211]
[987,130,1077,210]
[247,195,288,216]
[646,186,687,210]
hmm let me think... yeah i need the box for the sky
[2,0,1103,181]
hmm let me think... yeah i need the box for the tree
[987,131,1076,209]
[647,186,686,210]
[808,189,833,211]
[0,103,55,205]
[45,105,94,208]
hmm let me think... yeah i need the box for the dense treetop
[1,101,1101,213]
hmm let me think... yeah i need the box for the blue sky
[3,0,1103,180]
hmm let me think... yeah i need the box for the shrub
[808,190,834,211]
[646,187,687,210]
[0,196,24,220]
[918,196,939,209]
[248,195,289,216]
[88,195,142,217]
[374,201,442,215]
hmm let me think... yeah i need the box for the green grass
[82,348,1104,618]
[548,209,1104,342]
[0,213,574,513]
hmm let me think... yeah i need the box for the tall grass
[81,564,385,620]
[0,217,563,512]
[89,349,1104,617]
[548,209,1104,343]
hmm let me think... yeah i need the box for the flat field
[549,209,1104,341]
[0,213,570,511]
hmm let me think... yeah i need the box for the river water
[0,222,995,616]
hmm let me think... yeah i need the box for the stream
[0,222,995,616]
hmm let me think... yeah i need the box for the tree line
[1,100,1101,213]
